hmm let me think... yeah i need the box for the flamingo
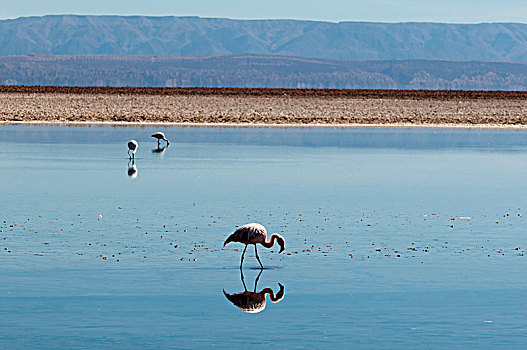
[223,223,285,269]
[128,140,138,159]
[223,269,285,314]
[151,132,170,146]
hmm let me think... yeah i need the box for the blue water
[1,125,527,348]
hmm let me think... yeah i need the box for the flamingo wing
[237,223,267,244]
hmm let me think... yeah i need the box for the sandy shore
[0,86,526,127]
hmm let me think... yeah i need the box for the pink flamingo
[223,223,285,269]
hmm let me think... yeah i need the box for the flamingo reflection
[223,269,285,314]
[152,144,168,155]
[127,159,138,178]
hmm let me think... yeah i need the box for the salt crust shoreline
[3,120,527,129]
[1,87,525,127]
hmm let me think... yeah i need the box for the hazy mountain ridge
[1,15,527,61]
[1,54,526,90]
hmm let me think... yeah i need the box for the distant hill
[1,54,526,90]
[0,15,527,61]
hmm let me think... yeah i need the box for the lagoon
[1,125,527,348]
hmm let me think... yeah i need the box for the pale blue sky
[0,0,526,23]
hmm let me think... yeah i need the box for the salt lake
[1,125,526,348]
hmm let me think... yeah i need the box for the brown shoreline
[1,86,526,126]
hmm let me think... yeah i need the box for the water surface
[1,125,527,348]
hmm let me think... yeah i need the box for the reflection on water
[152,144,168,156]
[127,159,138,178]
[223,268,285,314]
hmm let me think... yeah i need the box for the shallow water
[1,125,527,348]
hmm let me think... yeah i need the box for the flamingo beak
[279,246,285,253]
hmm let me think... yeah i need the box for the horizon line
[0,14,526,25]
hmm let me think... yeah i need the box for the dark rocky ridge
[1,85,526,100]
[1,54,526,90]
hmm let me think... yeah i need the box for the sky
[0,0,526,23]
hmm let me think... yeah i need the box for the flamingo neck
[261,234,278,249]
[261,288,276,300]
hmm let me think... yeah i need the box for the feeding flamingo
[223,269,285,313]
[223,223,285,269]
[127,140,138,159]
[151,132,170,146]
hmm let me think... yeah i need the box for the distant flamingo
[151,132,170,146]
[224,223,285,269]
[223,269,285,313]
[128,140,138,159]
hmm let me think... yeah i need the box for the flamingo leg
[254,268,263,292]
[240,245,248,269]
[240,267,247,291]
[255,244,264,269]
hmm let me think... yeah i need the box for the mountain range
[0,15,527,90]
[1,15,527,61]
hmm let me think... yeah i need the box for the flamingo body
[127,140,138,159]
[224,223,285,268]
[229,223,267,245]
